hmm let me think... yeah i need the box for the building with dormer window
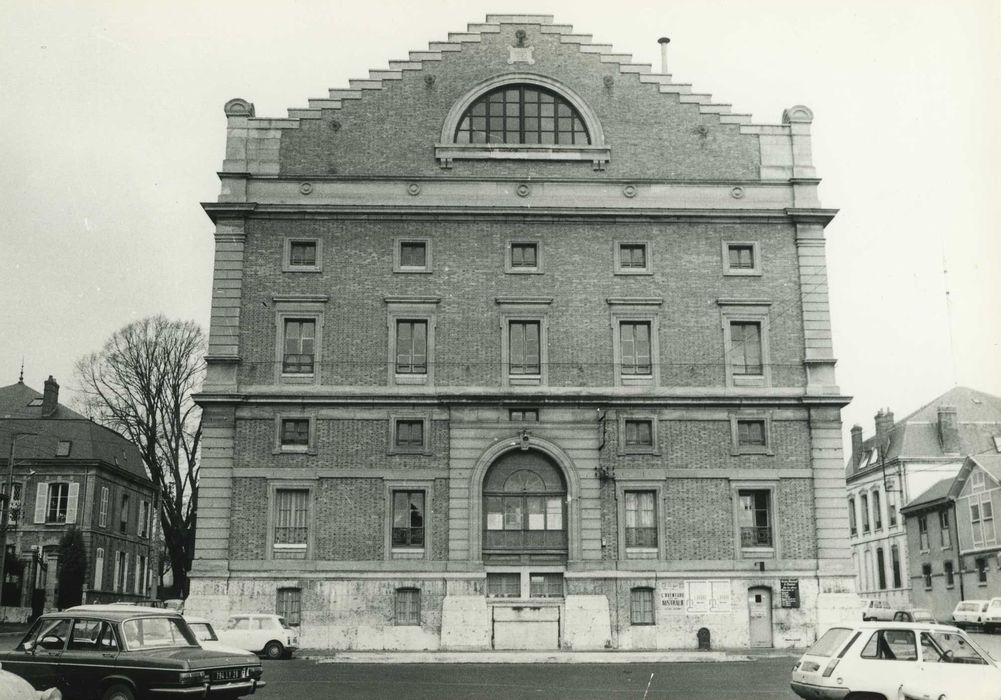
[188,14,853,651]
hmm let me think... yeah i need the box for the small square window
[289,241,317,267]
[395,419,425,450]
[723,241,761,275]
[510,242,538,269]
[396,239,431,272]
[619,244,647,269]
[280,419,310,450]
[56,441,72,457]
[630,588,655,625]
[624,420,653,448]
[737,420,766,447]
[731,415,771,455]
[509,408,538,422]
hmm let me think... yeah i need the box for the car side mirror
[39,636,62,651]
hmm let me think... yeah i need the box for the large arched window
[455,85,590,146]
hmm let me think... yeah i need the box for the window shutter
[94,548,104,590]
[113,553,121,592]
[134,554,141,594]
[66,482,80,524]
[34,482,48,524]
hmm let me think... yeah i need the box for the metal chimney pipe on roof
[658,37,671,74]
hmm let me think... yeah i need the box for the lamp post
[0,431,36,606]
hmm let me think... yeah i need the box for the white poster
[685,580,710,613]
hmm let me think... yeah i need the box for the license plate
[211,667,245,682]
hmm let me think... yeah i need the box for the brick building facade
[187,14,855,650]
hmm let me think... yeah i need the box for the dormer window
[455,86,589,146]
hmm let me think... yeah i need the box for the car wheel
[264,640,285,659]
[102,683,136,700]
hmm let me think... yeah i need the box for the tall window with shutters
[729,321,763,376]
[509,321,541,377]
[0,482,21,526]
[395,320,428,375]
[119,494,129,534]
[94,548,105,590]
[273,489,309,559]
[619,322,652,377]
[35,482,79,525]
[99,487,109,528]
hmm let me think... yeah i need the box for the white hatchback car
[950,600,989,630]
[790,621,1001,700]
[183,615,258,657]
[861,599,896,621]
[217,614,300,659]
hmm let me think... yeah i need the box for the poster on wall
[660,581,685,611]
[780,578,801,609]
[710,580,732,613]
[686,580,710,613]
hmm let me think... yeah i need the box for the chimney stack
[850,425,864,471]
[658,37,671,74]
[937,405,960,455]
[874,408,894,452]
[42,375,59,417]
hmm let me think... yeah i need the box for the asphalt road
[254,657,802,699]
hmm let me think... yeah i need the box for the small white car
[0,664,60,699]
[217,613,300,659]
[861,599,896,621]
[183,615,258,657]
[791,621,1001,700]
[951,600,989,631]
[983,597,1001,634]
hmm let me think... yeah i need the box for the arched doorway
[482,450,567,564]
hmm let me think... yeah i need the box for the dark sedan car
[0,606,265,700]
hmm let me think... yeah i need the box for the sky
[1,0,999,442]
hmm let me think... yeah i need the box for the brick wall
[315,479,384,560]
[778,479,817,559]
[238,219,804,389]
[278,25,759,181]
[662,479,735,560]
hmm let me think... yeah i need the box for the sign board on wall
[660,581,685,611]
[780,578,801,609]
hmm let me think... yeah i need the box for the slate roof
[899,477,955,514]
[847,387,1001,478]
[0,380,149,482]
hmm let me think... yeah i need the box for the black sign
[780,578,800,609]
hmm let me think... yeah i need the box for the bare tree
[75,315,205,597]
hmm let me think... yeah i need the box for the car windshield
[804,627,854,657]
[921,631,988,665]
[121,617,196,650]
[188,622,219,642]
[278,617,291,630]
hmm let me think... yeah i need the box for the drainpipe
[951,499,965,601]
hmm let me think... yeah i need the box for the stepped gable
[220,15,809,180]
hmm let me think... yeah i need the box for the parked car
[951,599,990,630]
[861,599,895,621]
[0,666,60,699]
[183,616,256,657]
[217,614,299,659]
[892,608,937,624]
[790,621,1000,700]
[983,597,1001,634]
[0,605,266,699]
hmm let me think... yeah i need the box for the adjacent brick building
[188,14,854,650]
[0,376,157,617]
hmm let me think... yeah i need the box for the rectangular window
[630,588,655,625]
[94,548,105,590]
[136,554,145,595]
[876,548,886,590]
[277,588,302,626]
[624,420,653,448]
[289,241,317,267]
[619,322,652,376]
[273,489,309,559]
[137,500,148,538]
[976,557,988,584]
[394,419,425,450]
[861,493,870,533]
[888,491,898,527]
[727,244,755,270]
[509,408,538,422]
[872,491,882,531]
[891,545,902,588]
[395,320,428,374]
[486,573,520,598]
[529,573,563,598]
[971,495,996,547]
[944,561,955,587]
[922,563,933,589]
[391,491,425,548]
[510,242,538,268]
[119,494,129,535]
[729,321,763,376]
[509,321,541,375]
[939,510,950,547]
[738,490,772,548]
[282,319,316,375]
[619,244,647,269]
[47,483,69,523]
[398,241,428,270]
[0,482,21,526]
[114,551,128,593]
[56,441,72,457]
[624,491,657,548]
[280,418,310,449]
[737,420,766,447]
[99,487,109,528]
[848,497,857,536]
[395,588,420,626]
[919,515,929,550]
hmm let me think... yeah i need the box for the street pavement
[255,656,803,699]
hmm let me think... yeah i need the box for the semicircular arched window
[455,85,591,146]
